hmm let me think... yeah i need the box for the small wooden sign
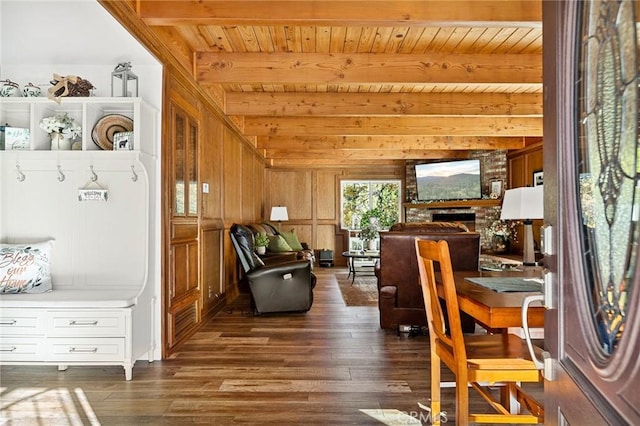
[78,188,108,201]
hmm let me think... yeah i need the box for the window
[341,180,401,229]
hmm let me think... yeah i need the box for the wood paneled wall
[163,69,266,355]
[507,141,544,255]
[508,141,543,188]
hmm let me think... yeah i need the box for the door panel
[169,240,199,303]
[201,226,224,315]
[544,1,640,424]
[165,100,200,353]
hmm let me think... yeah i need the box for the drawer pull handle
[0,320,17,326]
[69,320,99,326]
[69,347,98,353]
[0,346,17,352]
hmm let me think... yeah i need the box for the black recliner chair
[230,224,315,314]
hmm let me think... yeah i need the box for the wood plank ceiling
[124,0,543,167]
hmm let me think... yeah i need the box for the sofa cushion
[280,229,304,251]
[249,223,277,236]
[268,234,294,252]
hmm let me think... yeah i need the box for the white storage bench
[0,289,154,380]
[0,97,159,380]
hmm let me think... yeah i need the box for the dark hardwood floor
[0,268,542,425]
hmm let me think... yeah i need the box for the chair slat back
[415,238,467,363]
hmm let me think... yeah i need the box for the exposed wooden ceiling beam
[139,1,542,27]
[265,149,470,160]
[243,116,542,136]
[197,52,541,85]
[258,136,525,150]
[226,92,542,116]
[267,158,406,168]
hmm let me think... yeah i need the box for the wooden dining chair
[415,238,544,425]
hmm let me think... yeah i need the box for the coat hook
[16,164,25,182]
[57,165,66,182]
[131,165,138,182]
[90,165,98,182]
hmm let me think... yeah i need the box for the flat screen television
[415,159,482,202]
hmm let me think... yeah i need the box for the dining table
[444,269,545,332]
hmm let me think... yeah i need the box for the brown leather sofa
[247,222,315,264]
[376,222,480,332]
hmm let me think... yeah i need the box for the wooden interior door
[165,102,200,353]
[544,1,640,423]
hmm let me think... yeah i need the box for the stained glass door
[544,1,640,424]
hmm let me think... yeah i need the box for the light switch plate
[202,183,209,193]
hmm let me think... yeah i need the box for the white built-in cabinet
[0,97,154,151]
[0,97,159,380]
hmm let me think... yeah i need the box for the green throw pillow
[280,229,304,251]
[268,234,293,252]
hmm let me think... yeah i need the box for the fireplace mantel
[403,199,501,210]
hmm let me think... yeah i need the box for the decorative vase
[256,246,266,255]
[368,239,377,251]
[50,133,72,150]
[492,235,509,254]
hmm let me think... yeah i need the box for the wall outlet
[202,183,209,193]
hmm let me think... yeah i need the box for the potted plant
[360,224,379,251]
[254,233,269,255]
[360,208,381,229]
[359,207,397,230]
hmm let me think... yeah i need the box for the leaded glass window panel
[577,0,639,354]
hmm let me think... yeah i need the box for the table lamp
[270,206,289,231]
[500,186,544,265]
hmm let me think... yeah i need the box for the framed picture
[490,179,503,199]
[349,237,363,253]
[113,131,133,151]
[533,170,544,187]
[4,127,30,150]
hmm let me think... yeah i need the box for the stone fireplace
[403,150,508,250]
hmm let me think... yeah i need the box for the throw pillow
[280,229,304,251]
[268,234,293,252]
[0,240,54,294]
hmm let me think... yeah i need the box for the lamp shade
[270,206,289,221]
[500,186,544,220]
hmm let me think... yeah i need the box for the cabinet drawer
[0,337,45,361]
[47,310,127,337]
[0,309,46,336]
[46,338,125,362]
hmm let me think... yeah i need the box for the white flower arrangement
[39,113,82,139]
[485,220,519,242]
